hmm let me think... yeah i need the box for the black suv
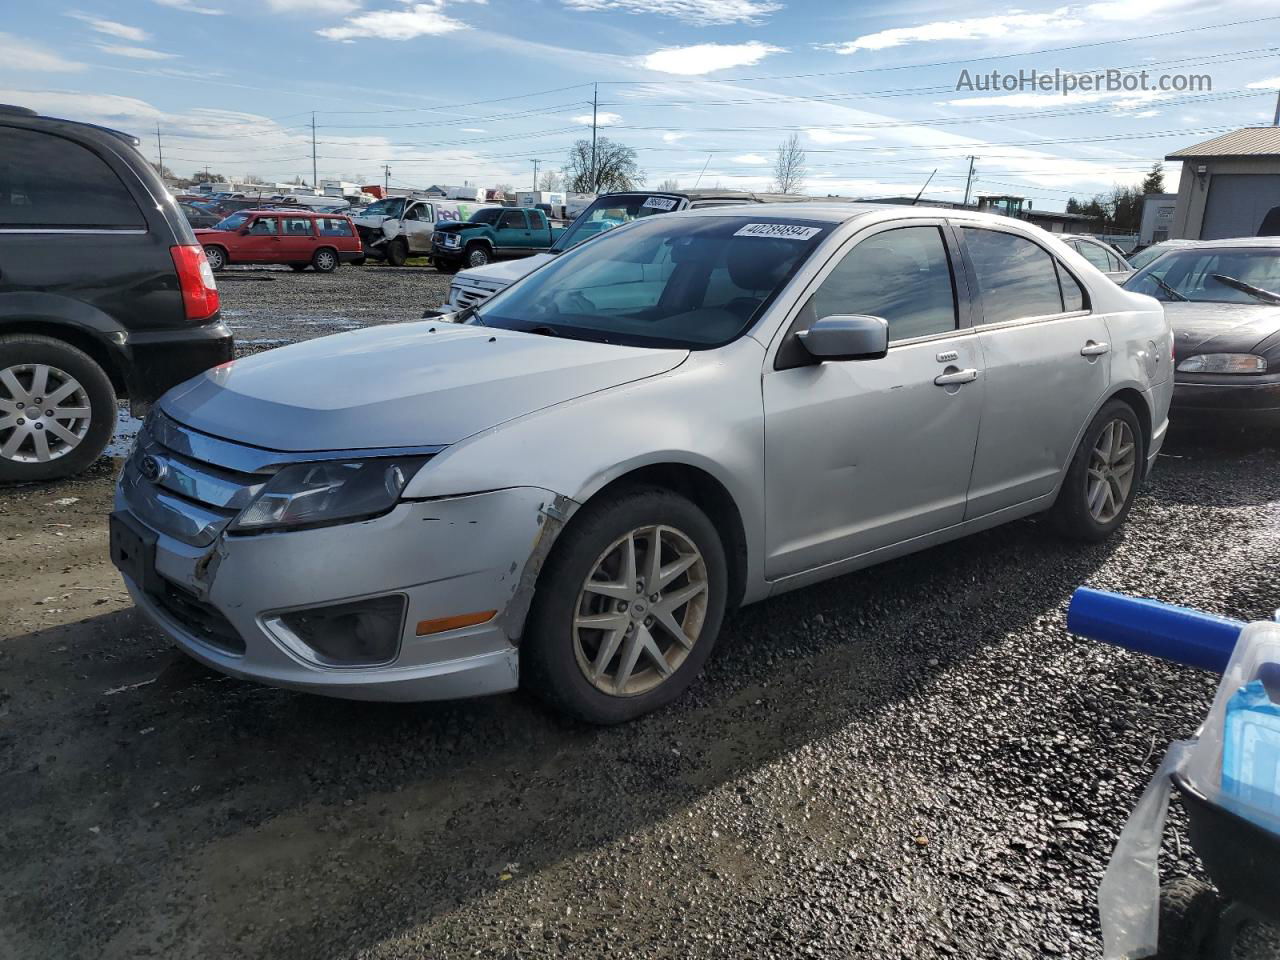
[0,105,233,482]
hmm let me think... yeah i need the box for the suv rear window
[0,126,144,230]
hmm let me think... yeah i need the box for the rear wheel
[1049,399,1144,541]
[1155,878,1219,959]
[203,245,227,272]
[0,334,116,483]
[386,239,409,267]
[522,488,728,724]
[311,247,338,273]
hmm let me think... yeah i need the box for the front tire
[464,243,491,268]
[522,488,728,724]
[386,239,409,267]
[0,334,116,483]
[1049,399,1145,541]
[203,245,227,272]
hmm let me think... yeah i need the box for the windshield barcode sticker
[733,223,822,240]
[642,196,679,211]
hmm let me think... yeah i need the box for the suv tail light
[170,244,220,321]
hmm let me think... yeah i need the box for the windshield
[474,215,832,349]
[1125,248,1280,303]
[213,211,251,231]
[1126,243,1181,271]
[552,193,685,253]
[361,197,405,219]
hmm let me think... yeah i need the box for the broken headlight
[231,457,429,533]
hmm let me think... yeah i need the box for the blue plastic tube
[1067,587,1243,674]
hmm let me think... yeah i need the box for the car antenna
[911,170,937,206]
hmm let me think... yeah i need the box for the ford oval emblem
[139,454,166,484]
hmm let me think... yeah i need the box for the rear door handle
[934,367,979,386]
[1081,340,1110,357]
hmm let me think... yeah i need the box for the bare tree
[565,137,644,192]
[656,178,680,191]
[242,172,266,185]
[772,133,807,194]
[537,169,564,191]
[494,182,514,197]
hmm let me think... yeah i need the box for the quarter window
[1056,262,1087,311]
[962,228,1065,324]
[806,226,958,341]
[0,126,144,229]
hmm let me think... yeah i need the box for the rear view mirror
[797,314,889,362]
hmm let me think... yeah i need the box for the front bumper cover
[115,485,573,702]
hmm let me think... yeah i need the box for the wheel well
[313,244,337,257]
[464,238,492,250]
[1110,387,1152,452]
[0,320,125,395]
[587,464,749,609]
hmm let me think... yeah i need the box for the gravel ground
[2,265,1279,959]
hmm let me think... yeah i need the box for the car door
[237,215,280,262]
[399,202,436,253]
[957,225,1111,518]
[762,221,985,579]
[278,215,315,262]
[495,210,529,254]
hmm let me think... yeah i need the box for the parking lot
[0,264,1275,959]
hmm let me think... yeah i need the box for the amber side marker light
[416,610,498,636]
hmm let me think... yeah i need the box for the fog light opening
[416,610,497,637]
[278,595,406,667]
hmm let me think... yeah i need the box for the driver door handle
[934,367,979,386]
[1080,340,1110,357]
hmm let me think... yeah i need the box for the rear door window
[807,226,958,341]
[1074,240,1113,271]
[961,228,1065,324]
[0,126,144,229]
[281,216,313,236]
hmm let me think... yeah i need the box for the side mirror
[797,314,889,362]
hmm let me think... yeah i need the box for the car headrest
[726,237,798,291]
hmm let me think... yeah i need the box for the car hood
[454,253,555,290]
[1164,301,1280,356]
[159,321,688,451]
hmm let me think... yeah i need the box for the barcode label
[733,223,822,240]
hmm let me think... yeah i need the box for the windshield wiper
[1147,273,1189,302]
[1210,274,1280,305]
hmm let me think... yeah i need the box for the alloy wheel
[468,249,489,267]
[1086,418,1137,524]
[572,524,709,697]
[316,250,336,270]
[0,363,92,463]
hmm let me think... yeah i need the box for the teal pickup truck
[430,207,565,272]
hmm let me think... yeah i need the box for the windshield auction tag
[733,223,822,240]
[642,196,679,211]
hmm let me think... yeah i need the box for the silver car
[112,204,1173,724]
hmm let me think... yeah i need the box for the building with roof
[1165,127,1280,240]
[1138,192,1177,246]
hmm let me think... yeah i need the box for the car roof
[0,104,140,146]
[1161,236,1280,250]
[671,201,1043,228]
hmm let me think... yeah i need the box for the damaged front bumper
[114,443,574,701]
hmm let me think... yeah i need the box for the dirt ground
[2,264,1279,959]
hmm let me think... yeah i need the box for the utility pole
[311,111,318,188]
[155,123,164,178]
[1273,89,1280,126]
[384,164,390,195]
[589,82,598,192]
[962,155,977,207]
[532,158,539,192]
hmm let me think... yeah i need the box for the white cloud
[1247,75,1280,90]
[1083,0,1193,21]
[944,88,1165,110]
[461,127,485,132]
[806,128,873,144]
[152,0,225,14]
[318,2,472,40]
[821,9,1083,53]
[662,131,688,142]
[95,44,179,60]
[267,0,361,12]
[571,111,622,125]
[67,13,150,42]
[640,41,784,76]
[0,33,86,72]
[561,0,780,26]
[731,153,769,164]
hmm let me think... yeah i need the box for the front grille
[155,580,246,655]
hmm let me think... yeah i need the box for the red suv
[196,210,363,273]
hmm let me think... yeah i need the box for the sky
[4,0,1280,210]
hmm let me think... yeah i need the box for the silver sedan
[112,204,1173,723]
